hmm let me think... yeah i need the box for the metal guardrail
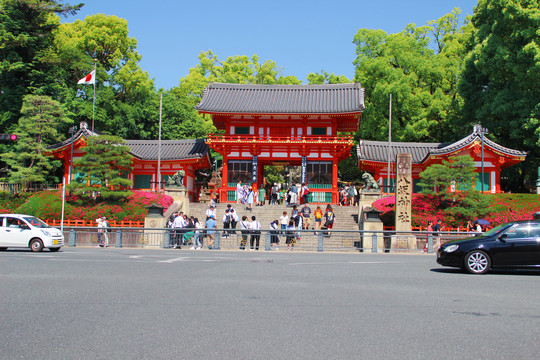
[62,227,473,253]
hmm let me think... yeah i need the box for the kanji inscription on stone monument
[395,153,412,232]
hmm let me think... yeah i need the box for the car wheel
[49,247,61,252]
[464,250,491,274]
[30,239,44,252]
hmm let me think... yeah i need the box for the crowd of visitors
[161,201,337,251]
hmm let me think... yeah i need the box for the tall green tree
[417,155,477,198]
[417,155,490,222]
[1,94,71,186]
[70,135,133,201]
[54,14,157,139]
[307,71,350,84]
[459,0,540,191]
[0,0,82,128]
[175,50,302,107]
[352,9,470,143]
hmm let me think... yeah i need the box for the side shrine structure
[357,124,527,193]
[47,122,211,200]
[196,83,366,203]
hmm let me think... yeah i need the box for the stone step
[186,202,359,231]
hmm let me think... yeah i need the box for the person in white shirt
[249,216,261,250]
[279,211,289,236]
[190,218,203,249]
[205,206,216,221]
[240,215,250,250]
[172,212,185,249]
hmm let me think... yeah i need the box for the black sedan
[437,220,540,274]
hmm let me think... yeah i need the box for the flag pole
[157,93,163,192]
[92,58,97,132]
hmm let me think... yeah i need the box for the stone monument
[391,153,416,251]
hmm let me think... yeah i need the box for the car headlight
[41,229,51,237]
[445,244,459,253]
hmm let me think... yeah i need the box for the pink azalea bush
[373,193,540,228]
[2,190,174,222]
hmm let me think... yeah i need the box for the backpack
[315,211,322,220]
[303,186,310,196]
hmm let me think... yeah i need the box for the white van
[0,214,64,252]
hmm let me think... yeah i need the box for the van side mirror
[20,223,30,230]
[499,233,508,242]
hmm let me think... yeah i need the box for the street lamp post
[68,126,78,184]
[476,125,489,194]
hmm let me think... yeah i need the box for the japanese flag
[77,70,95,85]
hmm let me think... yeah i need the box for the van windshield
[22,216,50,228]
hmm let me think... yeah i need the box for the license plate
[53,240,58,245]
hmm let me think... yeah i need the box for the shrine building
[48,122,211,200]
[357,124,528,193]
[196,83,366,203]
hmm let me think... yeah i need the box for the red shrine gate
[196,83,366,203]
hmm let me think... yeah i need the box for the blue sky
[68,1,478,90]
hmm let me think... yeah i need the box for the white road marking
[289,261,399,266]
[159,257,189,263]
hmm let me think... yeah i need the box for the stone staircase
[187,202,359,231]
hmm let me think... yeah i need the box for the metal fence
[62,227,473,253]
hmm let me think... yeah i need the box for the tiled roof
[357,140,445,164]
[357,126,528,164]
[126,139,208,161]
[47,122,209,161]
[196,82,366,114]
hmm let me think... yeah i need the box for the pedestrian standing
[222,209,231,238]
[236,181,243,204]
[191,217,203,249]
[286,219,296,251]
[300,183,310,204]
[323,205,335,237]
[240,215,250,250]
[96,218,103,247]
[258,185,266,206]
[249,216,261,250]
[205,215,216,249]
[101,217,110,247]
[206,206,215,221]
[280,211,289,235]
[290,183,298,205]
[423,221,433,253]
[271,183,278,205]
[173,212,185,249]
[230,209,239,235]
[313,206,323,234]
[270,220,280,251]
[291,205,300,228]
[433,219,442,250]
[247,187,254,211]
[301,202,312,230]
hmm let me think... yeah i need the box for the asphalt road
[1,248,539,360]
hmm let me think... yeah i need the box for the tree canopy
[459,0,540,190]
[352,8,471,143]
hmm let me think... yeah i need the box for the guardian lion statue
[362,172,380,191]
[166,169,185,188]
